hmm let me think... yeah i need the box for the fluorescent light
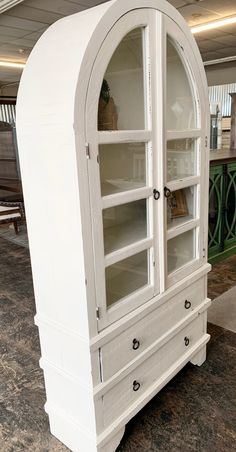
[0,61,25,69]
[191,16,236,34]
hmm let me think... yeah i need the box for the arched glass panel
[98,28,145,131]
[166,37,196,130]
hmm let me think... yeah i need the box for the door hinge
[96,307,100,320]
[85,142,90,159]
[203,248,206,258]
[205,136,208,148]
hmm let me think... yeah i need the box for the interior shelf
[101,180,145,197]
[106,250,148,307]
[167,214,194,230]
[103,198,147,254]
[104,218,147,254]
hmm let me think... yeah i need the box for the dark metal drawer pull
[184,336,190,346]
[164,186,171,198]
[132,338,140,350]
[133,380,141,392]
[153,189,160,200]
[185,299,192,309]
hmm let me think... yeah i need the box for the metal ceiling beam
[204,55,236,66]
[0,0,24,14]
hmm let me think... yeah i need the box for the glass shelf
[103,199,147,254]
[167,138,197,182]
[98,27,145,131]
[99,142,146,196]
[167,229,196,274]
[167,186,196,230]
[105,250,148,307]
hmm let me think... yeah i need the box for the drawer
[102,314,204,427]
[101,278,205,380]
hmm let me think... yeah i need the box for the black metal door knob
[132,338,140,350]
[133,380,141,391]
[184,336,190,346]
[185,300,192,309]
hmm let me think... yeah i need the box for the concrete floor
[208,253,236,300]
[208,286,236,333]
[0,236,236,451]
[207,254,236,334]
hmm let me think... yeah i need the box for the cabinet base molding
[44,335,210,452]
[45,402,97,452]
[190,345,207,366]
[98,428,125,452]
[45,401,125,452]
[97,334,210,449]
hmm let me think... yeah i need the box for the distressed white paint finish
[101,278,205,381]
[102,312,206,426]
[16,0,210,450]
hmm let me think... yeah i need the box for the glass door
[164,18,205,287]
[86,10,161,329]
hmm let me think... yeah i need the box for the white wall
[205,62,236,87]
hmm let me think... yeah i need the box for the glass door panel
[86,10,159,327]
[98,27,145,131]
[167,138,197,182]
[167,186,196,229]
[99,142,146,196]
[105,250,148,307]
[167,229,196,274]
[166,37,196,131]
[103,199,147,254]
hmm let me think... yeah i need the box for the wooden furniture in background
[230,93,236,149]
[209,149,236,263]
[0,121,23,203]
[0,121,19,180]
[0,200,24,233]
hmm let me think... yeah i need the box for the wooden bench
[0,201,24,234]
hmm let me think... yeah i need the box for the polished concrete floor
[208,286,236,333]
[0,236,236,452]
[208,253,236,300]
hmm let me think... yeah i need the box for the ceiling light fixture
[0,61,25,69]
[191,16,236,34]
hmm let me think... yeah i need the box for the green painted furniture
[209,151,236,263]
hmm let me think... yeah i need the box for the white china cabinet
[16,0,211,451]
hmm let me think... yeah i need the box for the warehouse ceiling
[0,0,236,85]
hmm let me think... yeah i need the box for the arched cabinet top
[17,0,208,138]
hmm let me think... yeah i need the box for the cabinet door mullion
[164,16,207,287]
[150,10,165,294]
[86,10,158,330]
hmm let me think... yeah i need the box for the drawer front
[102,314,204,427]
[101,278,205,380]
